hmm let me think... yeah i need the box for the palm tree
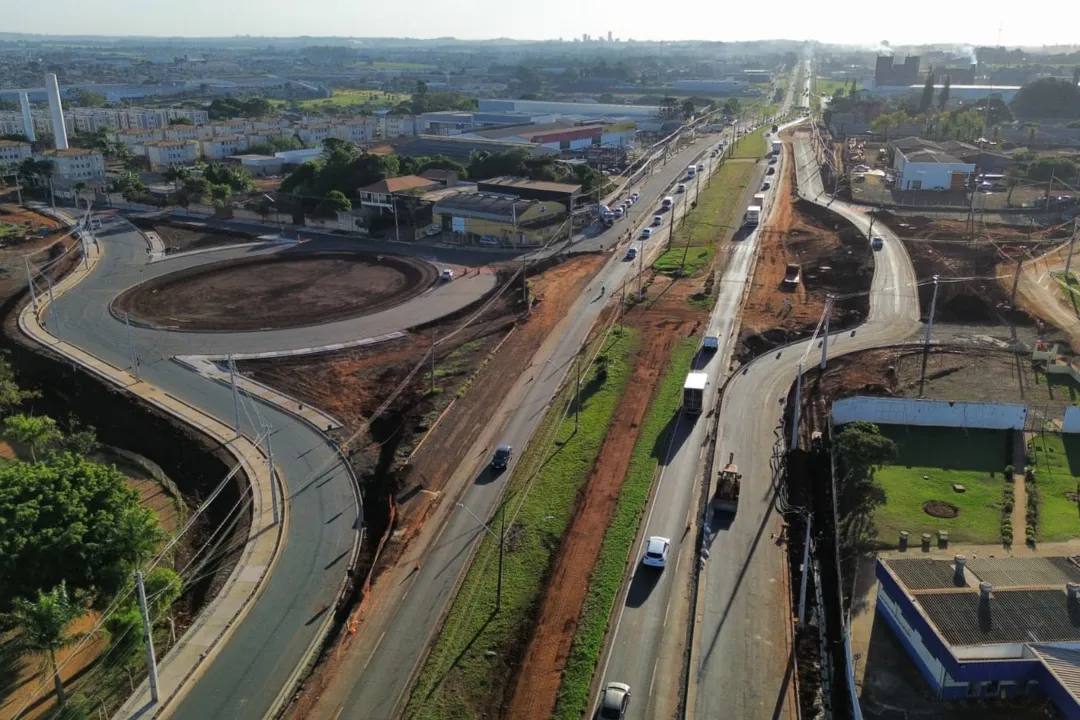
[7,583,85,705]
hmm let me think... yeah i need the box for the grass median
[731,127,767,159]
[551,337,697,720]
[404,327,639,720]
[654,160,756,278]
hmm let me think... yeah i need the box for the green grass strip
[1028,434,1080,542]
[552,337,699,720]
[653,161,755,278]
[405,327,640,720]
[731,127,767,159]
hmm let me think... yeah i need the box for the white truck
[683,372,708,415]
[686,165,697,179]
[753,192,767,207]
[771,139,782,156]
[744,205,762,226]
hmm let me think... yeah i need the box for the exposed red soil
[506,276,705,719]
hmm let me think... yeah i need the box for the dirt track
[113,252,437,331]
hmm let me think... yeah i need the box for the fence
[832,396,1027,430]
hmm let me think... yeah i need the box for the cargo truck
[753,192,766,207]
[744,205,762,226]
[771,140,782,156]
[715,454,742,513]
[682,372,708,415]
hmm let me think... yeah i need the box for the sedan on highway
[871,235,884,250]
[651,215,663,227]
[642,536,670,568]
[491,444,512,471]
[766,167,776,176]
[624,247,637,261]
[641,227,653,239]
[600,682,631,719]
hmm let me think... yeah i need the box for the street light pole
[456,502,504,612]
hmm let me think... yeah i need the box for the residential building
[200,135,251,160]
[328,117,380,144]
[433,191,568,247]
[0,139,32,166]
[37,148,106,184]
[163,125,203,143]
[250,116,293,133]
[211,120,253,137]
[144,140,199,171]
[380,115,420,139]
[875,555,1080,716]
[296,123,334,147]
[358,175,443,216]
[890,137,975,191]
[0,107,209,137]
[228,154,283,176]
[111,128,164,146]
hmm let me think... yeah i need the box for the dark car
[766,167,776,175]
[492,444,512,471]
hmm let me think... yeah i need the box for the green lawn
[815,77,850,98]
[653,160,756,277]
[730,128,767,159]
[0,223,17,240]
[268,89,409,110]
[871,426,1008,545]
[1028,434,1080,542]
[552,337,697,720]
[404,328,639,720]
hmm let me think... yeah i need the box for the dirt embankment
[113,251,438,332]
[267,255,608,720]
[739,146,871,361]
[129,218,259,253]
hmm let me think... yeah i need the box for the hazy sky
[8,0,1080,47]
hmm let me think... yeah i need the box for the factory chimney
[44,73,68,151]
[19,92,36,143]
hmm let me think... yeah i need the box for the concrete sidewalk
[16,222,286,720]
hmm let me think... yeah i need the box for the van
[702,335,719,352]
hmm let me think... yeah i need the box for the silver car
[600,682,631,719]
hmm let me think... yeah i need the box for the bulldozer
[715,453,742,514]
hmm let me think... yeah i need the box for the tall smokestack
[45,73,68,151]
[19,92,35,143]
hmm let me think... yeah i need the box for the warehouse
[432,191,568,248]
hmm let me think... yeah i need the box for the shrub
[1004,464,1014,477]
[1003,501,1014,513]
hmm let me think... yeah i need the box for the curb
[15,213,288,720]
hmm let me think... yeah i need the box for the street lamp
[457,502,505,612]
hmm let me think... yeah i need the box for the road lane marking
[649,658,659,697]
[360,630,387,673]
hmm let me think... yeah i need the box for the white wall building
[200,135,251,160]
[145,140,199,171]
[296,123,333,147]
[0,107,211,138]
[211,120,252,137]
[111,128,165,146]
[381,115,419,138]
[0,139,33,166]
[37,148,106,184]
[894,147,976,191]
[329,117,380,144]
[163,125,203,142]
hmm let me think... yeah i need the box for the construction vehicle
[682,372,708,415]
[783,263,801,287]
[716,454,742,513]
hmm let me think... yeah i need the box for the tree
[1004,167,1024,206]
[919,67,936,114]
[834,421,897,549]
[203,163,254,193]
[659,96,680,120]
[1010,78,1080,119]
[681,99,696,119]
[938,75,951,110]
[169,117,193,126]
[1029,156,1077,181]
[6,582,84,704]
[317,190,352,215]
[0,453,165,610]
[163,165,191,191]
[68,89,106,108]
[4,414,62,461]
[0,356,38,416]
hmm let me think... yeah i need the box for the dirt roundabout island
[112,251,438,332]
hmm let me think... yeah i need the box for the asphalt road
[45,220,361,720]
[593,69,804,720]
[337,131,741,720]
[692,132,921,719]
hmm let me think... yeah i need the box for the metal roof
[918,589,1080,646]
[479,176,581,195]
[965,557,1080,588]
[885,558,966,590]
[684,372,708,390]
[1031,644,1080,705]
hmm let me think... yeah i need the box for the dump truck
[682,372,708,415]
[716,453,742,513]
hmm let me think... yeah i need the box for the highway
[592,66,802,720]
[335,128,738,720]
[692,131,921,718]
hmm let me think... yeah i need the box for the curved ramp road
[692,134,921,718]
[41,225,483,720]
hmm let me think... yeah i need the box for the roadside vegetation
[654,160,755,278]
[552,337,698,719]
[0,357,185,719]
[1027,434,1080,542]
[731,127,768,159]
[405,328,639,720]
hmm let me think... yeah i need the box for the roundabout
[112,251,439,332]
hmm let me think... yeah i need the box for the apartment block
[0,139,32,166]
[37,148,106,184]
[145,140,199,171]
[199,135,251,160]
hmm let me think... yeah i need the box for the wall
[1063,407,1080,434]
[832,396,1027,430]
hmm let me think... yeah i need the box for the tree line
[0,356,176,708]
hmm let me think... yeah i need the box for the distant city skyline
[6,0,1080,48]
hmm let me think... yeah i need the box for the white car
[441,268,454,281]
[651,215,663,227]
[630,192,640,201]
[676,183,687,193]
[613,207,625,218]
[600,682,631,719]
[642,536,670,568]
[424,225,441,236]
[641,227,652,239]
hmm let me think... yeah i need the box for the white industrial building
[0,139,33,166]
[892,138,976,191]
[479,98,659,119]
[144,140,199,171]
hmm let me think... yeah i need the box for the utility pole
[391,192,400,243]
[789,361,803,452]
[575,354,581,432]
[125,312,139,380]
[264,423,278,525]
[430,328,436,394]
[924,275,940,349]
[820,298,832,370]
[228,354,241,436]
[1010,256,1024,309]
[43,272,59,334]
[135,571,160,703]
[1064,219,1080,283]
[497,504,505,612]
[24,256,37,309]
[797,514,812,624]
[521,255,528,305]
[966,180,978,242]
